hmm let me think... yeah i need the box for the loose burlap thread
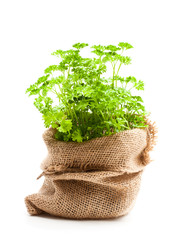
[25,121,157,219]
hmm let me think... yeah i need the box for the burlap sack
[25,122,156,219]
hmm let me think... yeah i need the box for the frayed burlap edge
[140,119,158,165]
[39,119,157,177]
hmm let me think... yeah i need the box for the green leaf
[135,80,144,90]
[118,42,133,50]
[44,65,61,74]
[105,45,121,52]
[72,43,88,49]
[71,129,83,142]
[58,119,72,133]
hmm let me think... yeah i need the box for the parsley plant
[26,42,148,142]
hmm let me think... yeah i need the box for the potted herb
[25,42,156,219]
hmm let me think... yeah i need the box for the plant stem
[67,67,71,79]
[116,62,122,76]
[72,104,79,126]
[111,62,115,89]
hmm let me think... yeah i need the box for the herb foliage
[26,42,148,142]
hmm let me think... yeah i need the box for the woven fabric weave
[25,123,156,219]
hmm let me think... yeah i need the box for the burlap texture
[25,122,156,219]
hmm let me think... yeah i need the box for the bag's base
[25,171,142,220]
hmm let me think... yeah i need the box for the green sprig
[26,42,148,142]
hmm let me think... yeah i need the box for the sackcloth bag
[25,121,156,219]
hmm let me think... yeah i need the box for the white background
[0,0,176,239]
